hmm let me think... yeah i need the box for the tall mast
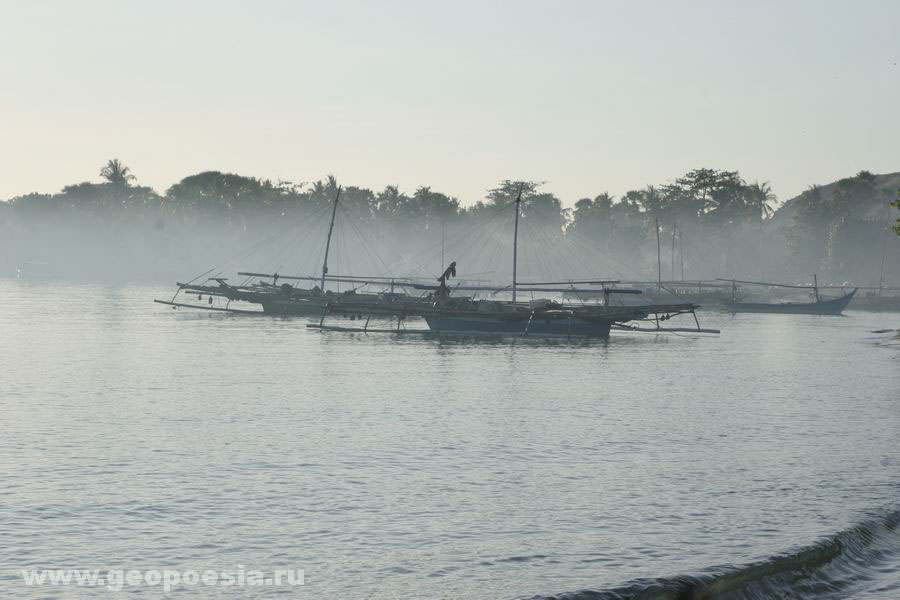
[655,214,662,292]
[320,186,341,290]
[512,186,523,305]
[670,219,677,281]
[813,273,820,303]
[879,212,889,296]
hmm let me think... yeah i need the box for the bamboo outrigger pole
[320,186,342,291]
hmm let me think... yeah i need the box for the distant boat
[719,276,857,315]
[727,289,857,315]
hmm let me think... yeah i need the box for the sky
[1,0,898,206]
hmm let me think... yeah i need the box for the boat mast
[670,219,677,281]
[512,186,523,305]
[813,273,820,303]
[320,186,342,290]
[879,217,889,296]
[655,214,662,292]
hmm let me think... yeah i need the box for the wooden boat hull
[260,296,425,317]
[260,298,326,315]
[423,314,613,337]
[726,289,857,315]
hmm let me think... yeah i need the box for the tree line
[0,160,897,283]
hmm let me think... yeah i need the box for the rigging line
[462,206,514,278]
[548,233,584,283]
[489,208,518,284]
[268,216,325,273]
[334,202,378,261]
[337,200,410,267]
[478,213,513,286]
[538,227,569,282]
[403,198,520,276]
[436,206,514,273]
[563,228,637,280]
[207,216,315,280]
[342,198,437,274]
[562,228,629,279]
[562,226,626,280]
[205,222,299,279]
[268,207,333,275]
[531,219,574,280]
[564,235,614,281]
[463,208,510,266]
[339,216,354,282]
[334,205,360,276]
[534,224,568,284]
[204,201,335,280]
[453,217,499,284]
[523,217,574,282]
[571,223,650,279]
[451,200,519,257]
[338,202,394,277]
[518,221,536,283]
[264,229,318,281]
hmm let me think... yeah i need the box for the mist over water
[4,2,900,597]
[2,169,898,289]
[1,280,898,598]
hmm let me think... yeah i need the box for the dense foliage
[0,161,897,284]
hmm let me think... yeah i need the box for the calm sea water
[1,279,898,599]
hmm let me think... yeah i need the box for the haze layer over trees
[1,161,898,285]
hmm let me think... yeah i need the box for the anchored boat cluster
[156,184,881,338]
[156,186,717,338]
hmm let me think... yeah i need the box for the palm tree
[100,159,136,187]
[746,181,777,230]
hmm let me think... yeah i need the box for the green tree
[100,159,136,187]
[569,192,614,236]
[744,181,777,229]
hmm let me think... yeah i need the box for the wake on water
[524,507,900,600]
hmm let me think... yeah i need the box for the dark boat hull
[261,296,425,317]
[260,298,327,315]
[423,314,613,337]
[727,289,857,315]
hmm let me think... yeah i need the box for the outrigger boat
[414,264,705,337]
[719,277,857,315]
[155,187,422,315]
[309,190,718,338]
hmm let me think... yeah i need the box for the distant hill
[770,171,900,229]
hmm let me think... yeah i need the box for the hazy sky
[2,0,898,206]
